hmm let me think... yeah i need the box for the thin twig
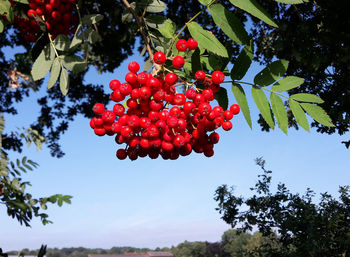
[121,0,154,60]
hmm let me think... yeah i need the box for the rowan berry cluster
[13,0,77,42]
[90,38,240,160]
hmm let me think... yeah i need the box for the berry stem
[121,0,154,60]
[165,0,218,58]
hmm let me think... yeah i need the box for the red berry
[176,39,188,52]
[230,104,240,115]
[211,71,225,84]
[195,70,206,81]
[223,110,234,120]
[222,121,233,131]
[102,110,116,124]
[93,103,105,115]
[165,72,178,85]
[128,61,140,73]
[153,52,166,65]
[187,38,198,50]
[125,72,137,85]
[172,56,185,69]
[116,149,127,160]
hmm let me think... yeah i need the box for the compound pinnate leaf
[229,0,278,27]
[146,0,166,13]
[289,99,309,131]
[188,21,228,58]
[251,86,275,129]
[271,76,304,92]
[300,103,334,127]
[254,60,289,87]
[290,93,324,104]
[31,44,55,81]
[209,4,250,45]
[231,41,254,80]
[232,83,252,128]
[215,87,229,110]
[270,93,288,134]
[48,57,61,89]
[59,68,69,96]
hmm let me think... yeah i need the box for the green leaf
[251,86,275,129]
[229,0,278,27]
[274,0,309,4]
[143,58,152,72]
[232,83,252,128]
[215,87,229,110]
[271,76,304,92]
[198,0,211,5]
[289,99,309,131]
[290,93,324,104]
[254,60,289,87]
[146,0,166,13]
[0,18,4,33]
[157,19,175,38]
[209,4,249,45]
[48,57,61,89]
[88,30,100,44]
[13,0,29,4]
[270,93,288,134]
[69,24,83,49]
[63,55,87,74]
[300,103,334,127]
[31,44,55,81]
[59,69,69,96]
[188,21,228,58]
[208,54,229,72]
[62,195,72,204]
[57,198,63,207]
[231,41,254,80]
[81,14,103,26]
[191,48,202,74]
[145,15,167,29]
[54,34,70,51]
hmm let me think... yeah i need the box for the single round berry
[93,103,105,115]
[222,121,233,131]
[172,56,185,69]
[176,39,188,52]
[230,104,240,115]
[109,79,121,91]
[116,149,127,160]
[195,70,206,81]
[187,38,198,50]
[153,52,166,65]
[165,72,178,85]
[211,71,225,84]
[128,61,140,73]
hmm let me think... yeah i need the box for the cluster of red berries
[13,0,77,42]
[89,38,240,160]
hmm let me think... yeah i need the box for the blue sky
[0,47,349,251]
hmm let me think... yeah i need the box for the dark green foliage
[251,0,350,147]
[215,158,350,256]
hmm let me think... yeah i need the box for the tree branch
[121,0,154,60]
